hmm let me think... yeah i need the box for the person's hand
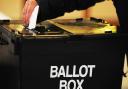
[23,0,38,25]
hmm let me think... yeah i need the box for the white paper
[28,5,39,29]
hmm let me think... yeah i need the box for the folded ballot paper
[28,5,39,30]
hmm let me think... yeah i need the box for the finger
[25,4,33,24]
[25,2,37,24]
[24,1,30,24]
[23,1,28,19]
[23,1,30,24]
[23,7,27,24]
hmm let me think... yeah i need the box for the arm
[113,0,128,33]
[37,0,128,32]
[36,0,99,21]
[23,0,104,24]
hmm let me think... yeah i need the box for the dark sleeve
[36,0,103,22]
[113,0,128,33]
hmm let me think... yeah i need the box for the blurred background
[0,0,23,19]
[0,0,127,89]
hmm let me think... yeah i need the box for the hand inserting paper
[23,0,38,25]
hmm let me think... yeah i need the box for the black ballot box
[0,18,127,89]
[19,35,126,89]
